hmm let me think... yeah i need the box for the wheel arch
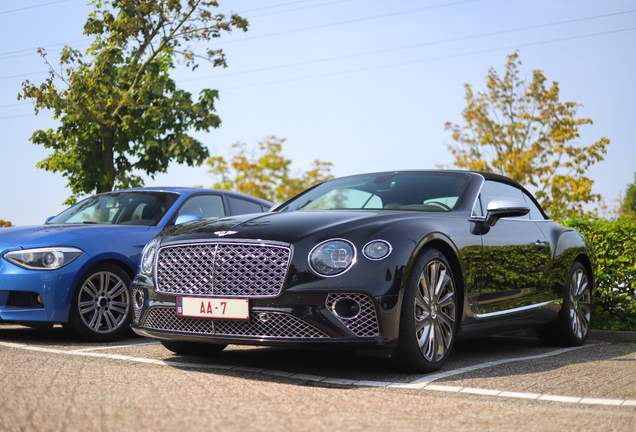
[77,258,136,285]
[573,253,596,301]
[404,237,466,330]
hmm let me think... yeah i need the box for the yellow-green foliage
[563,216,636,331]
[207,136,333,203]
[446,52,609,220]
[0,220,12,227]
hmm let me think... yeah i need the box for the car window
[522,192,546,220]
[276,173,467,212]
[48,192,179,226]
[228,197,265,215]
[303,189,383,210]
[177,195,225,219]
[479,180,529,219]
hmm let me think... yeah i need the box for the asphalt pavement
[0,324,635,431]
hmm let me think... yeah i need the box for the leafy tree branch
[19,0,248,204]
[445,52,609,219]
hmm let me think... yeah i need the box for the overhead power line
[216,27,636,91]
[0,0,73,15]
[237,0,331,14]
[2,26,634,121]
[0,39,88,59]
[215,0,484,46]
[0,0,351,59]
[4,8,633,83]
[178,9,636,82]
[241,0,353,19]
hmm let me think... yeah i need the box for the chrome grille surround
[156,242,291,297]
[141,306,329,339]
[326,293,380,337]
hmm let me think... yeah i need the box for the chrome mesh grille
[156,243,291,297]
[326,293,380,337]
[141,307,328,339]
[143,306,215,334]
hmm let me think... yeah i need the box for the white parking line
[410,345,594,385]
[1,341,633,408]
[71,342,161,352]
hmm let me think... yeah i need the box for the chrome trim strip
[473,300,561,319]
[160,238,291,248]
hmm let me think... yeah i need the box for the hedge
[562,216,636,331]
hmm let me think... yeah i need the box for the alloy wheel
[568,267,591,340]
[413,259,456,363]
[77,271,130,334]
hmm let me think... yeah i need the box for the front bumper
[131,283,401,350]
[0,254,87,323]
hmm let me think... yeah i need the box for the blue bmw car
[0,187,272,341]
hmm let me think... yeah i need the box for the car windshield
[47,191,180,226]
[275,173,467,212]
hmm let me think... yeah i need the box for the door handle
[534,240,546,252]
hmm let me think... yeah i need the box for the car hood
[0,224,152,250]
[161,210,431,244]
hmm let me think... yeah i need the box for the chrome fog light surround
[133,288,145,310]
[331,296,361,320]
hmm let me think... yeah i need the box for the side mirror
[485,197,530,226]
[44,216,55,224]
[175,214,203,225]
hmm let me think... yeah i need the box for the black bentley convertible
[131,170,595,372]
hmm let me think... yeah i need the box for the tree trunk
[97,129,115,194]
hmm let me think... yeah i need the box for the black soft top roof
[473,171,548,220]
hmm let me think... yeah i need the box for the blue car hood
[0,224,152,250]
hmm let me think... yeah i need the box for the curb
[588,329,636,342]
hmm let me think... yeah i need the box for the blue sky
[1,0,634,225]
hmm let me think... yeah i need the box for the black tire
[64,263,132,342]
[538,261,591,347]
[395,248,458,373]
[161,340,228,355]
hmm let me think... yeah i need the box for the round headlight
[363,240,392,260]
[309,239,355,276]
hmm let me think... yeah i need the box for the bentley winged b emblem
[214,230,238,237]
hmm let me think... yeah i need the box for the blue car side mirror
[175,214,203,225]
[45,216,55,224]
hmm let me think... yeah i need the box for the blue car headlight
[140,238,158,276]
[4,247,83,270]
[309,239,356,276]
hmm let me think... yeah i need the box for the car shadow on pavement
[2,322,635,390]
[0,323,142,348]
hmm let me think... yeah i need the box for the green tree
[621,172,636,218]
[0,220,12,227]
[207,136,334,203]
[445,52,609,220]
[19,0,248,204]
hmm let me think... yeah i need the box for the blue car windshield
[275,173,467,212]
[47,191,180,226]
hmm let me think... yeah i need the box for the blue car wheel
[64,263,132,342]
